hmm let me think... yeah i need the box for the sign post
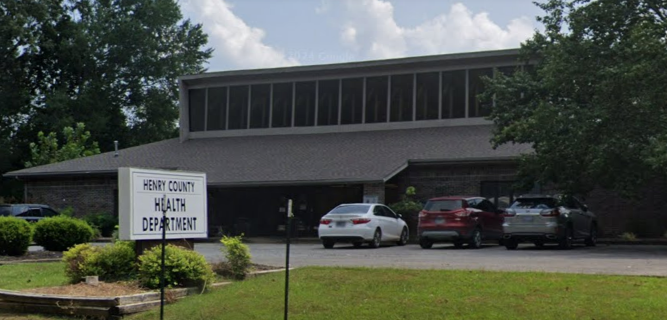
[160,194,167,320]
[284,199,293,320]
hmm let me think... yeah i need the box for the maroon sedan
[418,196,503,249]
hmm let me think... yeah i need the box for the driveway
[197,242,667,276]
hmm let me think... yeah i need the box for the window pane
[295,81,316,127]
[480,181,515,209]
[317,79,339,126]
[250,84,270,129]
[329,204,371,214]
[497,66,519,77]
[272,83,293,128]
[390,74,413,122]
[416,72,438,120]
[207,87,227,131]
[441,70,466,119]
[468,68,493,117]
[423,200,462,211]
[510,198,557,209]
[228,85,249,130]
[188,88,206,132]
[365,76,388,123]
[341,78,363,125]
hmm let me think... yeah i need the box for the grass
[0,262,67,290]
[1,264,665,319]
[125,267,667,320]
[0,262,70,320]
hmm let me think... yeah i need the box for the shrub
[619,232,637,241]
[219,235,252,280]
[0,217,33,256]
[138,244,214,289]
[34,216,95,251]
[388,186,423,240]
[112,225,120,241]
[59,206,74,217]
[63,244,103,283]
[63,241,137,283]
[83,213,118,237]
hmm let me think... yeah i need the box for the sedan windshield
[510,198,557,209]
[423,200,462,211]
[328,205,371,214]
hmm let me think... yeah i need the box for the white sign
[118,167,208,240]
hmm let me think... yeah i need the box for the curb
[596,238,667,245]
[0,258,62,266]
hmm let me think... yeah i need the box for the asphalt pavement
[198,242,667,276]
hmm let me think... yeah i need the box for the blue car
[0,204,60,223]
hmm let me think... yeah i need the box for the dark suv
[0,204,59,223]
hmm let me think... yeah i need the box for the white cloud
[181,0,299,70]
[341,0,405,59]
[341,1,535,59]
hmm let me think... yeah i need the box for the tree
[483,0,667,197]
[25,123,100,168]
[0,0,211,200]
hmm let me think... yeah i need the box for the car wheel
[397,228,409,246]
[369,229,382,248]
[558,226,574,250]
[504,239,518,250]
[453,241,464,248]
[534,241,544,248]
[353,242,363,248]
[585,225,597,247]
[468,228,482,249]
[322,240,334,249]
[419,238,433,249]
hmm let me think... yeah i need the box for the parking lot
[196,242,667,276]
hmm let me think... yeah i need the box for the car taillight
[503,209,516,217]
[351,218,371,225]
[540,209,560,217]
[455,210,471,217]
[418,211,427,218]
[320,219,332,225]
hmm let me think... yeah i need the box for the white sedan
[318,203,409,249]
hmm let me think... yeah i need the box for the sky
[179,0,545,72]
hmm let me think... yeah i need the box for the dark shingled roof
[4,125,530,185]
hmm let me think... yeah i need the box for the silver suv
[502,195,597,250]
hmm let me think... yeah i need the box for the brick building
[5,49,664,237]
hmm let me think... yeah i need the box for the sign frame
[118,167,208,240]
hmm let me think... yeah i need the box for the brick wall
[585,184,667,237]
[393,163,667,237]
[363,182,385,204]
[21,168,667,238]
[394,163,518,202]
[25,177,118,218]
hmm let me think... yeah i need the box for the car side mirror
[582,205,588,212]
[397,214,403,219]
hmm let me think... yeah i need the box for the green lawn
[1,264,666,320]
[0,262,71,320]
[126,267,667,320]
[0,262,67,290]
